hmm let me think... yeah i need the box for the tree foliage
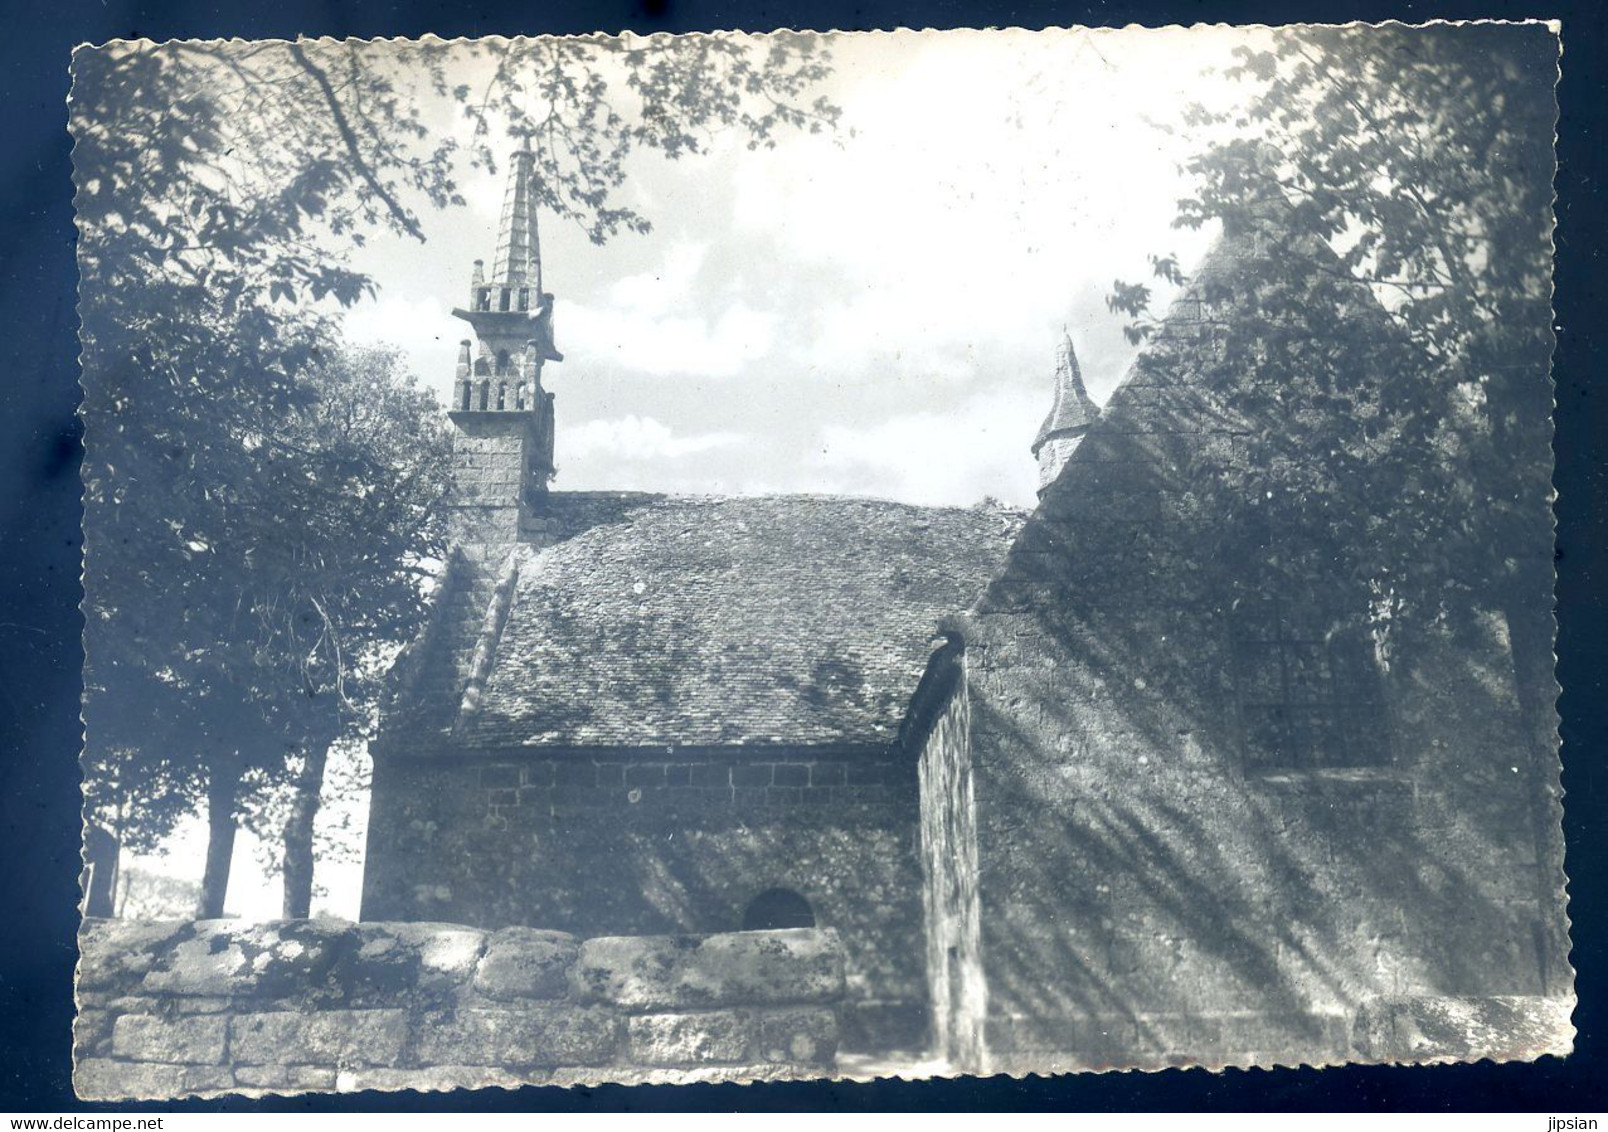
[1109,24,1558,640]
[73,35,840,916]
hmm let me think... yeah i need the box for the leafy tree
[1109,23,1557,670]
[113,865,204,921]
[73,36,840,918]
[1107,24,1564,986]
[241,343,451,919]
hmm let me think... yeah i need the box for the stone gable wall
[958,226,1571,1072]
[75,919,844,1100]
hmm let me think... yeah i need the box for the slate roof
[435,494,1023,750]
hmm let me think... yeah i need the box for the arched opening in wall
[741,888,815,931]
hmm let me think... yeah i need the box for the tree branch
[285,41,425,242]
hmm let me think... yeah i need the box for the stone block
[111,1013,228,1064]
[552,760,595,785]
[336,1065,529,1094]
[480,764,520,788]
[76,920,191,990]
[520,763,555,787]
[172,996,233,1014]
[846,762,892,786]
[72,1008,116,1058]
[473,927,578,1001]
[756,1007,838,1065]
[731,763,773,787]
[392,922,488,990]
[809,762,847,787]
[335,924,421,997]
[688,763,729,788]
[840,1000,925,1053]
[624,763,667,787]
[230,1009,409,1068]
[1352,994,1574,1064]
[626,1011,754,1066]
[75,1058,236,1101]
[771,763,810,787]
[232,1064,340,1092]
[141,919,347,998]
[572,929,845,1011]
[413,1004,622,1067]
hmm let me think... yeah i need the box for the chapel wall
[960,227,1570,1072]
[361,747,928,1054]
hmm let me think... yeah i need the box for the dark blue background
[3,0,1602,1112]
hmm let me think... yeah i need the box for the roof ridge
[451,549,525,738]
[544,489,1028,514]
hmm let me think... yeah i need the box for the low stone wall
[980,995,1574,1073]
[1351,994,1576,1066]
[75,919,844,1099]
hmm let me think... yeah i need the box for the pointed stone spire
[451,140,562,413]
[1032,330,1101,494]
[445,147,565,545]
[492,142,541,290]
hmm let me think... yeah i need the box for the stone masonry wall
[960,222,1572,1072]
[75,919,844,1100]
[915,654,986,1073]
[361,748,927,1054]
[445,416,540,550]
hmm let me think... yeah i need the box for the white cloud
[551,240,780,377]
[608,241,710,313]
[562,299,778,378]
[341,28,1255,502]
[728,28,1235,384]
[340,292,461,405]
[810,387,1046,508]
[565,415,747,461]
[343,293,451,352]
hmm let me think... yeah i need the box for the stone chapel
[362,150,1571,1072]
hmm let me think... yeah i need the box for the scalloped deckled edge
[69,19,1574,1100]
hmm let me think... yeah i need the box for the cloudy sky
[139,26,1268,919]
[342,26,1255,511]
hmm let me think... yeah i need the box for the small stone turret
[1031,331,1101,495]
[445,143,563,549]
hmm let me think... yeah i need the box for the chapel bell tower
[447,142,564,546]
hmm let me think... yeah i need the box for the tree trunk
[281,742,331,919]
[1505,600,1570,996]
[197,756,241,920]
[81,823,119,919]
